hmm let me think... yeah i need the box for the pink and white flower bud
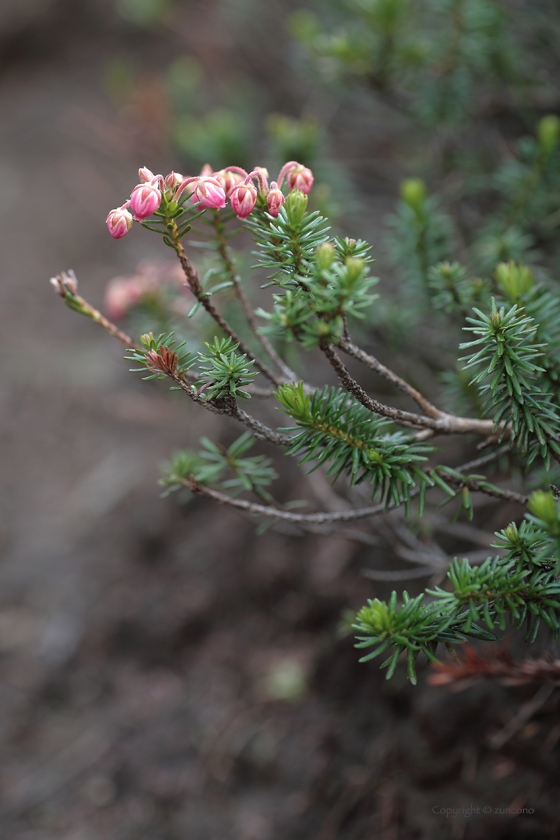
[104,276,144,320]
[266,183,285,218]
[214,169,244,198]
[130,183,162,220]
[230,183,258,219]
[164,171,183,196]
[286,165,314,195]
[106,207,133,239]
[194,177,227,209]
[200,163,214,177]
[138,166,155,183]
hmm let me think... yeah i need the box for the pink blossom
[104,276,145,320]
[286,165,314,195]
[138,166,155,183]
[194,177,227,209]
[267,184,285,218]
[106,207,133,239]
[214,169,244,198]
[130,183,162,220]
[104,261,186,320]
[230,183,258,219]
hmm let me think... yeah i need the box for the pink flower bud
[194,177,227,209]
[214,169,244,198]
[200,163,214,177]
[104,277,144,320]
[230,183,258,219]
[286,165,314,195]
[106,207,133,239]
[138,166,154,183]
[266,184,285,218]
[130,183,162,220]
[164,171,183,196]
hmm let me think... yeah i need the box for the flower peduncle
[243,168,269,196]
[276,161,301,189]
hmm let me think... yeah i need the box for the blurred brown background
[0,1,558,838]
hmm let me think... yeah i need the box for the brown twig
[443,473,527,506]
[171,231,283,386]
[51,272,137,349]
[186,442,525,524]
[212,210,296,382]
[362,566,443,581]
[322,342,496,436]
[167,374,293,446]
[490,684,556,749]
[338,336,442,418]
[244,385,277,398]
[429,645,560,693]
[187,476,390,523]
[232,404,294,446]
[454,446,511,473]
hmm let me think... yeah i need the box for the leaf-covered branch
[461,298,560,467]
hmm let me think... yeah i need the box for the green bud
[358,599,391,635]
[528,490,557,525]
[316,242,335,270]
[489,311,503,329]
[366,448,383,464]
[140,332,155,349]
[284,189,308,225]
[502,522,519,543]
[345,256,365,282]
[400,178,426,214]
[537,115,560,156]
[495,261,534,301]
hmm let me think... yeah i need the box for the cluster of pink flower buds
[106,161,314,239]
[103,261,186,320]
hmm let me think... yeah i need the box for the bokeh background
[1,1,560,838]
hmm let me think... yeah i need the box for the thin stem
[232,404,294,446]
[245,385,277,398]
[170,227,283,386]
[211,210,296,382]
[187,476,389,523]
[489,685,555,748]
[51,275,137,349]
[338,336,442,418]
[84,305,136,348]
[454,446,511,473]
[321,342,496,437]
[443,474,527,505]
[276,161,300,189]
[186,447,525,525]
[167,373,292,445]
